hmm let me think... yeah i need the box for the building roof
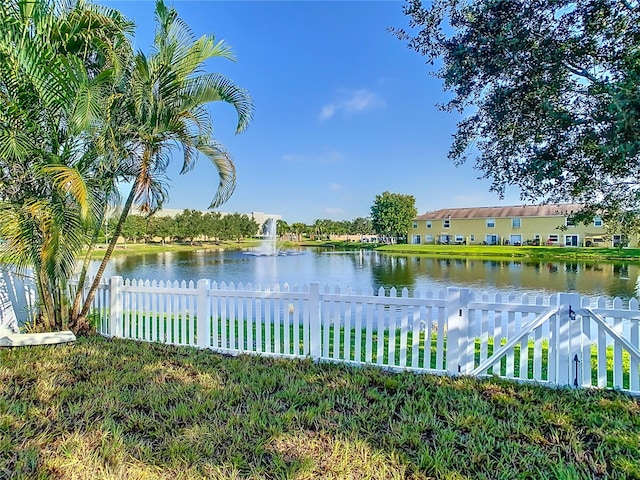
[415,204,584,221]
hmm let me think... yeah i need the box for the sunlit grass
[376,244,640,262]
[83,240,261,259]
[108,311,636,390]
[2,337,639,479]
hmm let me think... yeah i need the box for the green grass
[376,244,640,262]
[1,336,640,479]
[83,240,262,259]
[106,311,636,391]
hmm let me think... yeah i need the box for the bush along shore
[1,336,639,479]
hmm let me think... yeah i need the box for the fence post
[109,276,122,338]
[197,279,211,349]
[458,289,475,374]
[309,282,321,361]
[446,288,462,375]
[557,292,582,387]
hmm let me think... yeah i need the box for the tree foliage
[395,0,640,221]
[0,0,133,330]
[370,192,417,242]
[0,0,253,332]
[74,0,253,327]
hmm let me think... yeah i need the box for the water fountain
[246,217,300,256]
[255,217,278,256]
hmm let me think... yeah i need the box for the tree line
[114,190,418,245]
[117,211,260,245]
[116,212,378,244]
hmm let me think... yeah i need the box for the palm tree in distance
[73,0,253,330]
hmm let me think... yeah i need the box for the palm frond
[197,142,237,208]
[0,129,35,161]
[181,74,254,133]
[42,164,92,221]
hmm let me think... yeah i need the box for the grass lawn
[120,313,635,390]
[83,240,262,259]
[81,240,640,264]
[375,244,640,262]
[2,337,639,479]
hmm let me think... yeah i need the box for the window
[548,234,559,244]
[443,219,450,228]
[426,221,432,229]
[413,221,418,229]
[509,235,522,246]
[594,216,603,227]
[486,218,495,228]
[566,217,575,227]
[485,234,499,245]
[455,235,464,243]
[469,234,475,242]
[511,218,521,228]
[425,234,433,243]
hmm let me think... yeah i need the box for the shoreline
[84,240,640,263]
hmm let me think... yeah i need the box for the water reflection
[372,254,639,300]
[94,249,640,301]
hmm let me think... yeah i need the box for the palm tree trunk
[35,266,55,331]
[73,184,137,330]
[70,216,103,321]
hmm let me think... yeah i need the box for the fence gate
[464,293,640,391]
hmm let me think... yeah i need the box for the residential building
[408,204,623,247]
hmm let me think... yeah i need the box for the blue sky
[99,0,523,224]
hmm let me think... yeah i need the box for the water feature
[251,217,278,256]
[97,248,640,302]
[246,217,301,257]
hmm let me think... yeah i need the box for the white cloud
[319,89,385,121]
[319,104,336,121]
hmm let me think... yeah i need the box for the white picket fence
[87,276,640,395]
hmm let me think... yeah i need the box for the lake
[98,247,640,301]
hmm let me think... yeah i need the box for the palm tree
[72,0,253,330]
[0,0,133,330]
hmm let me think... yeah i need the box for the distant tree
[370,191,417,243]
[351,217,374,236]
[220,213,258,241]
[174,209,205,245]
[291,222,308,241]
[148,216,175,244]
[312,219,325,240]
[312,219,334,240]
[202,212,222,241]
[395,0,640,221]
[334,220,350,236]
[121,215,147,243]
[276,219,290,237]
[241,215,260,239]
